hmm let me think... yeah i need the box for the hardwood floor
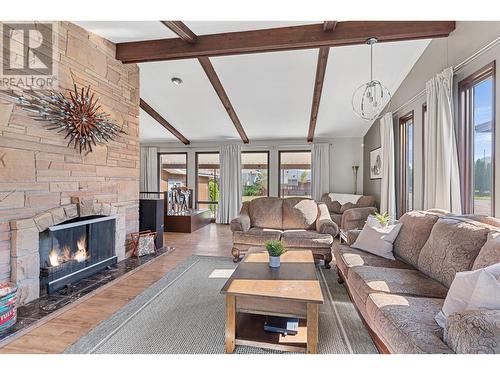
[0,224,232,354]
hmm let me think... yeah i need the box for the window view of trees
[241,152,269,202]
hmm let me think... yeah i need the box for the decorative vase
[269,256,281,268]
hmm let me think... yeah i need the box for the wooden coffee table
[220,248,324,353]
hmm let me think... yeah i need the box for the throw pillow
[137,235,156,256]
[351,221,402,260]
[435,262,500,328]
[472,231,500,270]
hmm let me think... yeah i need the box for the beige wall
[363,21,500,216]
[0,22,140,284]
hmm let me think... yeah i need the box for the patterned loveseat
[334,210,500,354]
[230,197,339,267]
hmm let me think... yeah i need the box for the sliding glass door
[195,152,220,217]
[241,151,269,202]
[278,151,312,198]
[158,153,188,192]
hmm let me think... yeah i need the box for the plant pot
[269,256,281,268]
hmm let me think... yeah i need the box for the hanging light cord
[370,41,373,82]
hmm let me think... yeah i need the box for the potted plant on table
[265,240,286,268]
[371,212,392,227]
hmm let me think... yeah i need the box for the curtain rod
[392,35,500,115]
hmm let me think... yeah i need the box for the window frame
[398,111,415,217]
[277,150,312,198]
[157,152,188,192]
[458,61,496,216]
[422,103,427,209]
[241,150,270,200]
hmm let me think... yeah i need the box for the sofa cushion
[248,197,283,230]
[417,217,490,288]
[282,198,318,230]
[444,309,500,354]
[349,266,448,304]
[393,211,440,267]
[233,227,282,246]
[281,230,332,248]
[333,244,413,279]
[472,231,500,270]
[366,293,452,353]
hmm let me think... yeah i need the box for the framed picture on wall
[370,147,383,180]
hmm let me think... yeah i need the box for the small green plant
[372,212,391,226]
[265,240,286,257]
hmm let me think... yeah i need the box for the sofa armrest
[316,202,339,237]
[230,214,251,233]
[317,219,339,237]
[444,309,500,354]
[341,206,377,231]
[346,229,362,246]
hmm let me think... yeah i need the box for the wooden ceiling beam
[307,47,330,143]
[140,98,190,145]
[161,21,197,44]
[116,21,455,63]
[198,57,249,144]
[323,21,338,32]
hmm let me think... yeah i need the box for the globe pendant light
[352,37,391,121]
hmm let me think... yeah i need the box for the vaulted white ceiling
[75,21,431,144]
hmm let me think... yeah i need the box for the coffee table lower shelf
[235,312,308,353]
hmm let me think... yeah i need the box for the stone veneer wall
[0,22,140,304]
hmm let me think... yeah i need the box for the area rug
[65,256,377,354]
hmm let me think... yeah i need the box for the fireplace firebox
[39,215,117,294]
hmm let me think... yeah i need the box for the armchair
[321,193,377,231]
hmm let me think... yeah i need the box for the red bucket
[0,282,17,332]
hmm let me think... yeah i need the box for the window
[279,151,312,198]
[459,62,496,216]
[195,152,220,218]
[398,112,414,216]
[241,151,269,202]
[158,153,187,191]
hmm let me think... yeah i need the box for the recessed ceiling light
[171,77,183,85]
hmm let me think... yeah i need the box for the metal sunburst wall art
[4,85,125,153]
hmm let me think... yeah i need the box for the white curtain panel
[216,144,242,224]
[140,146,158,192]
[311,143,331,202]
[423,67,462,213]
[380,112,396,220]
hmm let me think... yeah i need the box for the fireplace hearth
[39,215,117,294]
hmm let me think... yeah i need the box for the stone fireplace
[0,22,140,307]
[9,197,127,305]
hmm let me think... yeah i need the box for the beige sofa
[230,197,339,267]
[333,210,500,354]
[321,193,377,231]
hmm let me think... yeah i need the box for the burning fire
[49,248,60,267]
[74,235,88,263]
[48,235,89,267]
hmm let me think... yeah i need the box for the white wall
[143,137,364,199]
